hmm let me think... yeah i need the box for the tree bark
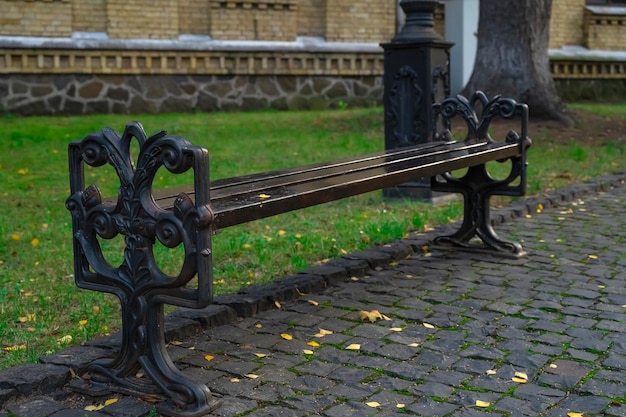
[462,0,574,126]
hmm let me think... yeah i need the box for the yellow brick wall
[549,0,585,48]
[106,0,180,39]
[325,0,395,43]
[72,0,107,32]
[209,0,298,41]
[584,11,626,50]
[179,0,210,36]
[297,0,325,37]
[0,0,72,37]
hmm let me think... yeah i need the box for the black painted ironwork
[430,91,532,257]
[65,93,530,415]
[65,122,221,416]
[382,0,453,199]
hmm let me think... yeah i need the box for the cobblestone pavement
[2,174,626,417]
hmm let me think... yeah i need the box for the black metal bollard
[382,0,453,200]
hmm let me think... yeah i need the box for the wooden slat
[209,141,519,229]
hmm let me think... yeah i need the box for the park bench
[65,92,531,416]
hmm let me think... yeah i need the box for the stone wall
[0,73,383,116]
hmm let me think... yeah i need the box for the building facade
[0,0,624,115]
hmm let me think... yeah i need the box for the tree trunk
[462,0,574,126]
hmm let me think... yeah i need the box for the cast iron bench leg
[66,123,220,416]
[431,92,531,258]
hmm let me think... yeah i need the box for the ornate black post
[382,0,453,200]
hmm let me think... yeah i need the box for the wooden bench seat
[151,139,521,229]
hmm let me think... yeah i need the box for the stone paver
[2,174,626,416]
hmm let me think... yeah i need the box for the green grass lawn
[1,104,625,368]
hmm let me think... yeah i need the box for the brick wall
[584,9,626,50]
[325,0,395,43]
[209,0,298,41]
[549,0,585,48]
[0,0,72,37]
[179,0,210,36]
[106,0,180,39]
[72,0,106,33]
[297,0,325,38]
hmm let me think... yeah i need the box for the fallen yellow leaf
[259,193,271,199]
[397,403,405,409]
[408,342,420,347]
[230,377,240,383]
[423,323,435,329]
[245,374,259,379]
[346,343,361,350]
[170,340,183,345]
[567,413,584,417]
[390,327,403,332]
[307,341,320,347]
[85,405,104,411]
[308,300,319,306]
[366,401,380,408]
[486,369,497,375]
[549,363,558,369]
[275,301,282,308]
[205,354,214,362]
[476,400,490,408]
[303,349,314,355]
[254,353,267,358]
[512,377,528,384]
[281,333,293,340]
[104,398,118,406]
[314,328,333,337]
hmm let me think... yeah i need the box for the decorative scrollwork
[433,91,530,146]
[66,122,220,416]
[385,65,425,147]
